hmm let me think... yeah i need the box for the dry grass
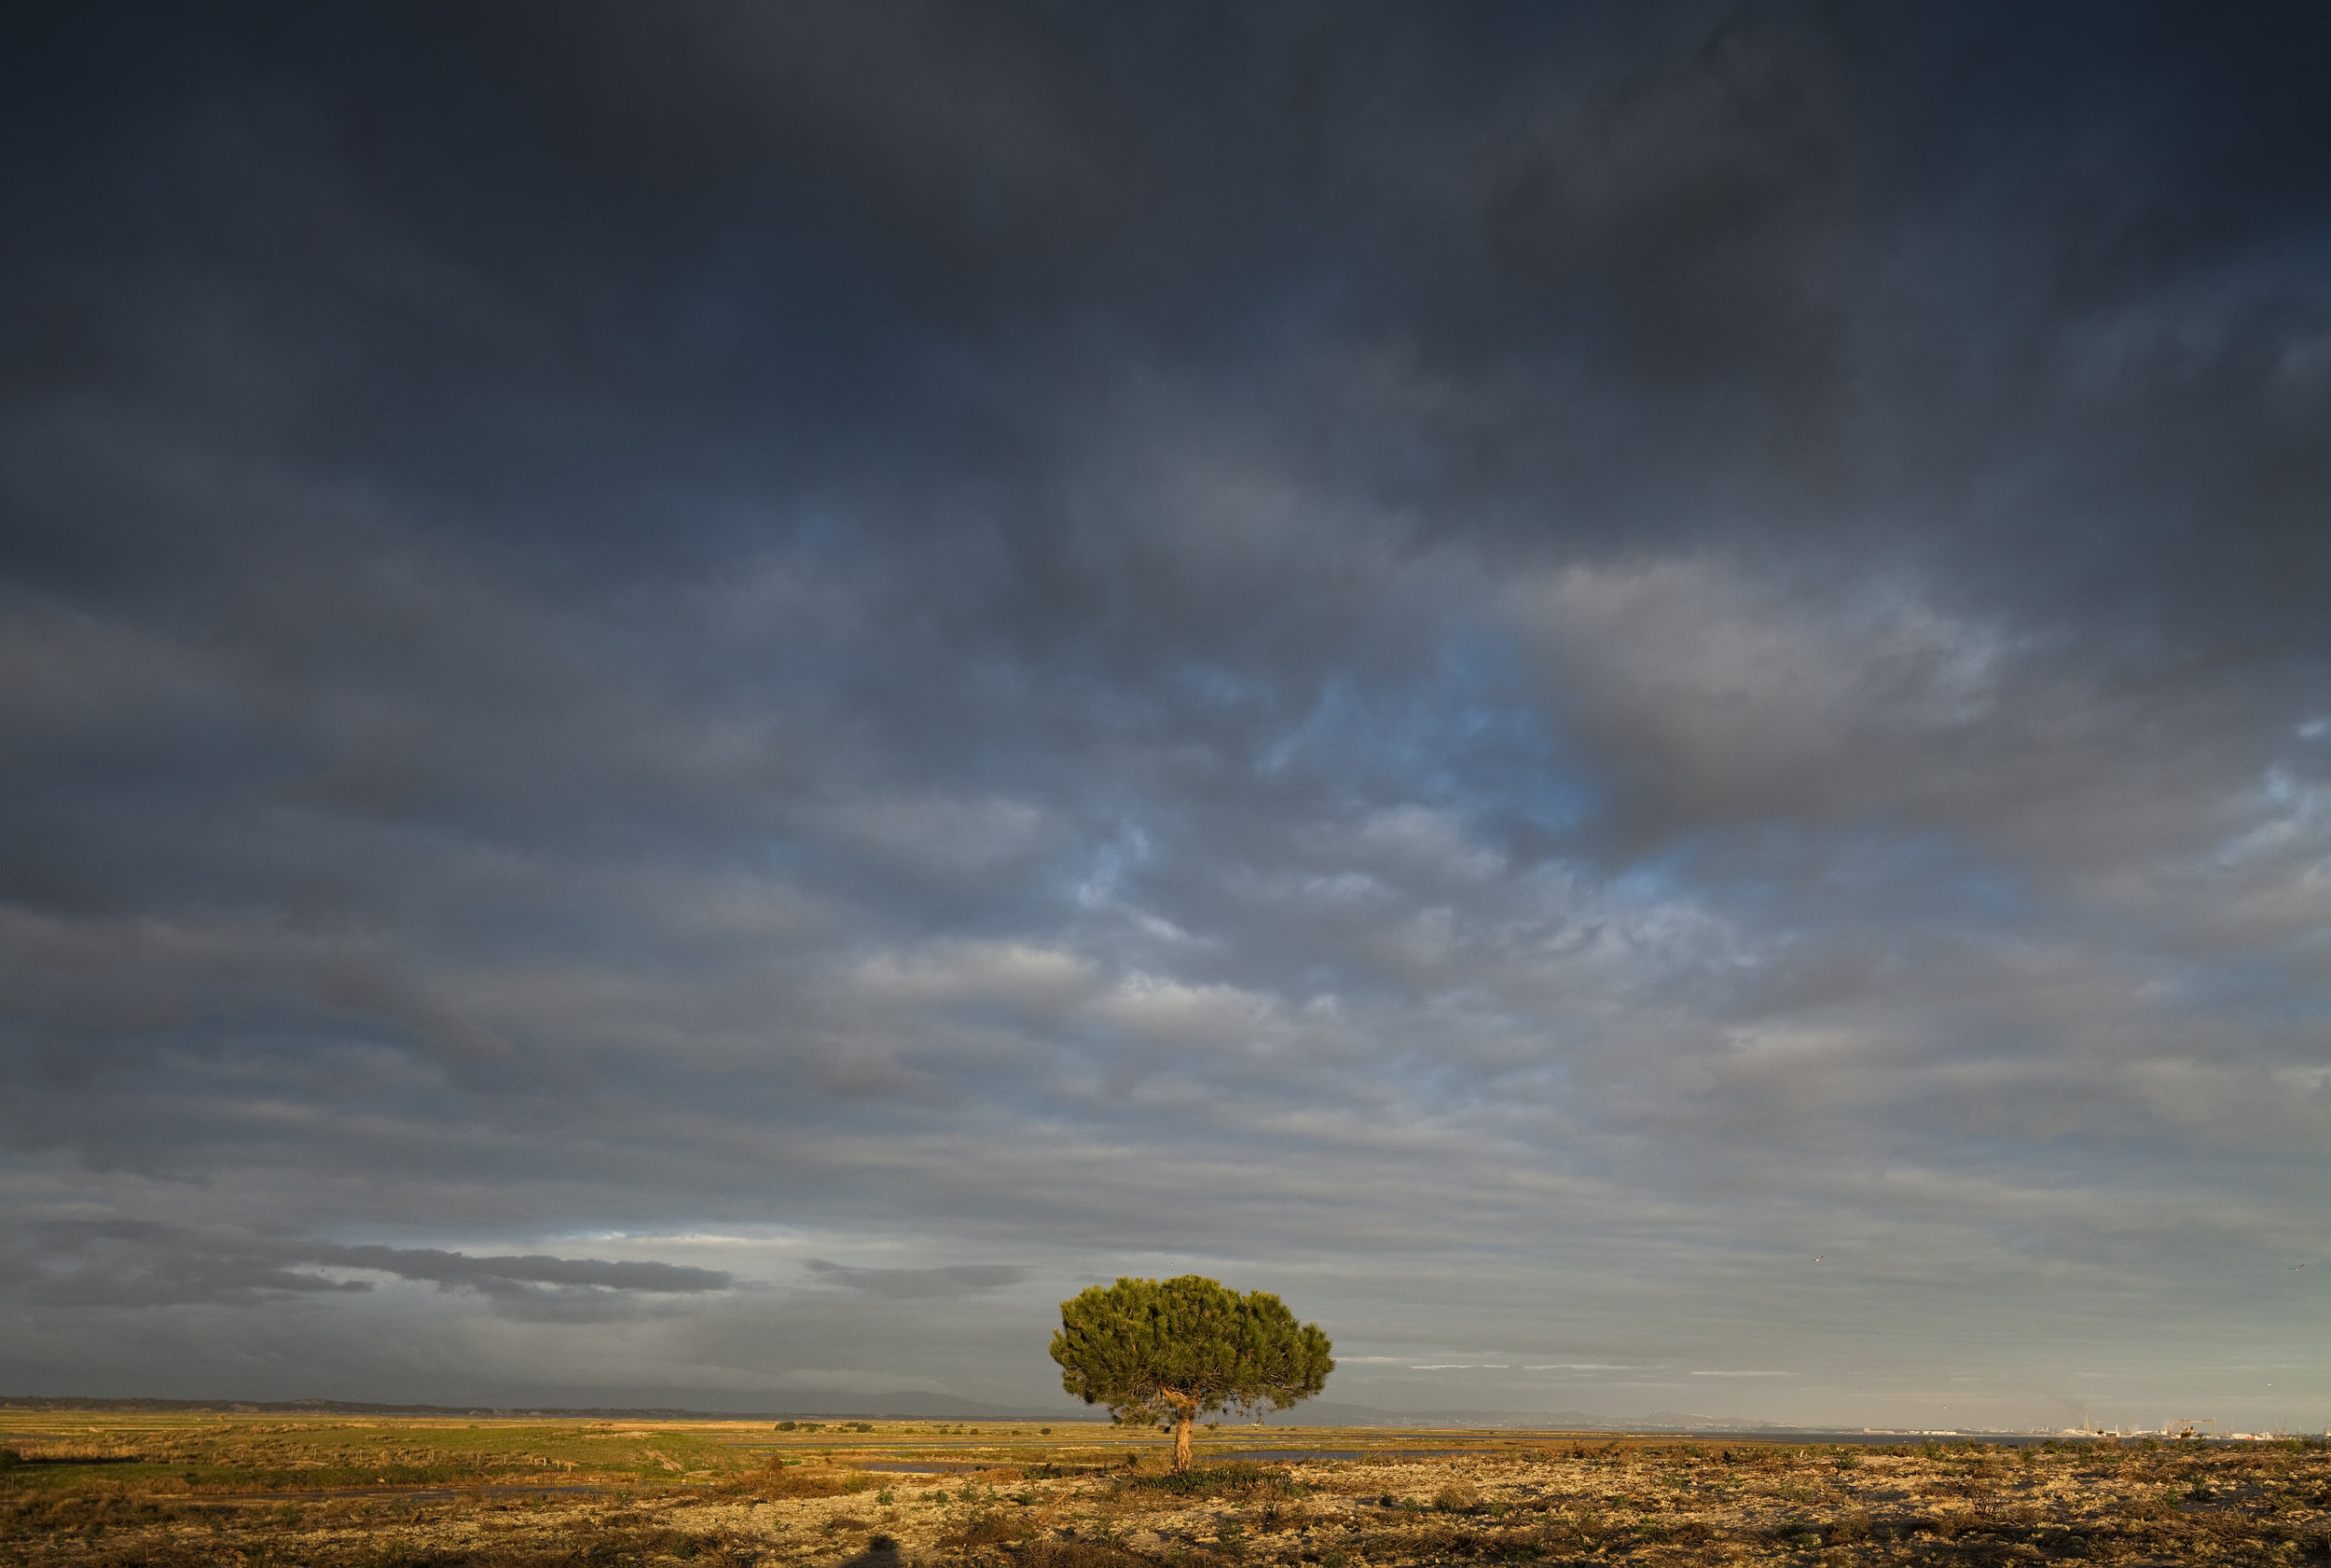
[6,1412,2331,1565]
[746,1465,876,1500]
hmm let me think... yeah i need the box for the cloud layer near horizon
[2,2,2326,1430]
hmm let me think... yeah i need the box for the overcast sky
[3,3,2328,1433]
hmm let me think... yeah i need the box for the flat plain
[5,1408,2327,1565]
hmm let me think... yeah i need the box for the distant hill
[1251,1399,1779,1432]
[0,1391,1775,1431]
[0,1393,1107,1423]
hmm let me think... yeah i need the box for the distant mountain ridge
[1255,1399,1777,1432]
[0,1393,1098,1422]
[1,1391,1774,1431]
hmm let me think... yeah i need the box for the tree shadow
[830,1537,907,1568]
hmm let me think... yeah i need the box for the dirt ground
[6,1413,2328,1565]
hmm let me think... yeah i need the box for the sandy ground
[7,1437,2330,1564]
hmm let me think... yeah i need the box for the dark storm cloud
[7,1223,729,1311]
[313,1245,732,1296]
[1,2,2326,1424]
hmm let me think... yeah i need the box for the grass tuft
[1432,1479,1480,1512]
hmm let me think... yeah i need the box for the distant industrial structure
[1863,1417,2331,1443]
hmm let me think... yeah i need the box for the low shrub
[1122,1464,1300,1500]
[947,1512,1030,1548]
[749,1464,867,1498]
[1016,1543,1152,1568]
[1433,1480,1481,1513]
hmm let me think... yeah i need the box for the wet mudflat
[7,1410,2330,1566]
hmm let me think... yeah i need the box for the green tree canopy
[1050,1274,1332,1470]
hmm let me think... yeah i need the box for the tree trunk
[1173,1410,1193,1472]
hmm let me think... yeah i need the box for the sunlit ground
[5,1409,2327,1564]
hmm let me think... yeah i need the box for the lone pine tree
[1050,1274,1333,1471]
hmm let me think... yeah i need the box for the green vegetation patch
[1120,1461,1303,1499]
[0,1418,757,1495]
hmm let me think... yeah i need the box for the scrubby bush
[949,1512,1027,1548]
[1433,1480,1480,1513]
[752,1462,868,1498]
[1018,1542,1154,1568]
[1829,1512,1873,1543]
[1122,1463,1300,1500]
